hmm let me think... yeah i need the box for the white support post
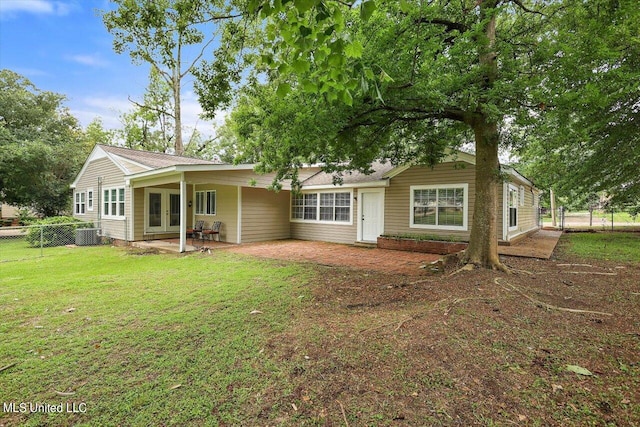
[179,175,187,253]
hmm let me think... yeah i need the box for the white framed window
[508,185,519,230]
[87,189,94,211]
[291,191,352,223]
[195,190,216,215]
[410,184,468,231]
[75,191,86,215]
[103,187,125,218]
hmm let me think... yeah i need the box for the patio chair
[201,221,222,243]
[187,220,204,244]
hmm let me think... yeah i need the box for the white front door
[359,189,385,242]
[145,188,181,233]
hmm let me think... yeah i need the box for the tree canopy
[209,0,568,269]
[516,0,640,211]
[102,0,244,156]
[0,69,91,216]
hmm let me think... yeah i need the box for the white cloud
[72,94,223,141]
[66,54,109,68]
[0,0,73,17]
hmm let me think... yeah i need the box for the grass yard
[1,233,639,426]
[562,231,640,262]
[1,247,310,426]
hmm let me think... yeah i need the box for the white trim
[502,182,509,241]
[179,176,186,253]
[129,185,135,241]
[143,188,181,233]
[357,188,385,243]
[290,189,354,226]
[301,180,389,190]
[102,186,126,219]
[409,184,469,231]
[194,190,217,215]
[110,153,153,174]
[507,184,519,232]
[237,186,242,244]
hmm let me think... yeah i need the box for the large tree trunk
[461,0,505,270]
[463,118,505,270]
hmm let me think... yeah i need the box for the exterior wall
[240,187,291,243]
[504,181,540,242]
[186,167,321,190]
[73,157,129,241]
[193,184,238,243]
[385,163,476,241]
[290,189,358,244]
[1,204,20,219]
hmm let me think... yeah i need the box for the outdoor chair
[200,221,222,243]
[187,220,204,244]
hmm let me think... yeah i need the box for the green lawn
[0,246,309,426]
[562,231,640,262]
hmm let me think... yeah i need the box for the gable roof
[99,145,221,170]
[301,160,395,188]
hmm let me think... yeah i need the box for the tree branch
[509,0,546,16]
[128,95,175,119]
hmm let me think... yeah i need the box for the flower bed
[377,235,468,255]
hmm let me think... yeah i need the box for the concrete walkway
[498,229,563,259]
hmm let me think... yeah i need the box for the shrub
[25,216,92,248]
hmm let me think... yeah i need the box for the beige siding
[185,167,321,190]
[73,157,129,241]
[385,163,476,241]
[505,182,540,241]
[193,184,238,243]
[240,187,291,243]
[290,190,358,244]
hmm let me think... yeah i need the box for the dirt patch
[225,240,442,275]
[252,240,640,425]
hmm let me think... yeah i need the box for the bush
[25,216,92,248]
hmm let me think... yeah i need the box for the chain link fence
[0,221,101,262]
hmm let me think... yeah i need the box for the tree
[212,0,563,269]
[102,0,243,155]
[0,70,90,216]
[517,0,640,213]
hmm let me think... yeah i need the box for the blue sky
[0,0,219,136]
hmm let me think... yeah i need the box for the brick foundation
[377,236,468,255]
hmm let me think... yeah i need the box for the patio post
[179,175,187,253]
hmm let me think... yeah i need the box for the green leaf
[566,365,594,376]
[360,0,376,21]
[399,0,411,13]
[294,0,316,13]
[341,89,353,106]
[301,79,318,92]
[379,69,394,83]
[292,59,310,73]
[276,82,292,98]
[344,40,363,58]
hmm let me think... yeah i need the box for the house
[71,144,540,252]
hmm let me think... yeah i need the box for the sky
[0,0,221,137]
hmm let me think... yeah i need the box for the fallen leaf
[250,310,263,315]
[552,384,564,392]
[621,399,630,405]
[291,403,298,411]
[518,414,527,421]
[169,384,182,390]
[66,307,76,313]
[54,390,75,396]
[566,365,593,376]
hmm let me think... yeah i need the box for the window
[410,184,468,230]
[292,192,351,223]
[87,189,93,211]
[195,190,216,215]
[508,186,519,229]
[75,191,85,214]
[103,187,125,218]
